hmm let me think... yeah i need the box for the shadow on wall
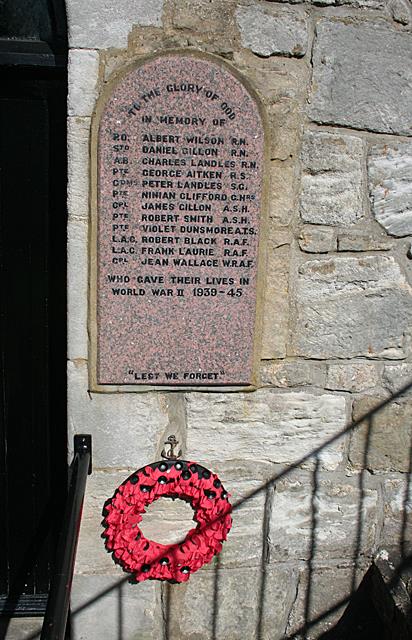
[23,382,412,640]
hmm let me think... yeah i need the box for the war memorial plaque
[91,52,266,389]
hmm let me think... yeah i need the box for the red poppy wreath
[102,459,232,583]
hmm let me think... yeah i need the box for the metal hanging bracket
[161,435,182,460]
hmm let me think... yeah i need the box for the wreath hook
[161,434,182,460]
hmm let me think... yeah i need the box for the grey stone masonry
[349,396,412,472]
[67,220,88,360]
[67,0,164,48]
[233,51,309,162]
[260,360,326,388]
[309,21,412,135]
[337,230,393,252]
[236,5,309,58]
[71,575,162,640]
[270,162,298,224]
[381,477,412,561]
[166,564,300,640]
[286,563,370,639]
[170,0,237,34]
[216,477,266,568]
[67,361,169,469]
[389,0,412,25]
[67,118,91,222]
[326,363,380,392]
[186,390,347,471]
[274,0,384,6]
[68,50,99,117]
[292,255,412,359]
[299,131,365,226]
[299,226,337,253]
[261,239,290,359]
[383,363,412,394]
[269,471,378,561]
[368,142,412,237]
[64,1,412,637]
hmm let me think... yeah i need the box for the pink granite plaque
[93,52,265,388]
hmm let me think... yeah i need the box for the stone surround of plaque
[91,51,266,389]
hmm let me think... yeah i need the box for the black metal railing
[40,434,92,640]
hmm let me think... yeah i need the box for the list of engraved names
[96,55,264,386]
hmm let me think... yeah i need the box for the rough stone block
[309,20,412,135]
[68,220,88,360]
[68,117,91,221]
[236,5,308,57]
[67,0,164,48]
[299,226,336,253]
[373,555,412,628]
[269,471,378,561]
[268,100,305,162]
[286,563,369,639]
[389,0,412,25]
[326,363,380,393]
[260,360,326,388]
[350,396,412,472]
[207,458,279,573]
[219,478,266,568]
[103,29,189,67]
[233,50,308,103]
[166,564,300,640]
[261,241,290,359]
[71,574,161,640]
[299,130,365,226]
[67,361,169,468]
[155,394,187,461]
[383,363,412,395]
[170,0,236,34]
[270,161,298,225]
[68,49,99,117]
[274,0,384,6]
[233,51,308,160]
[368,142,412,237]
[292,255,412,359]
[186,390,347,471]
[380,477,412,562]
[337,230,393,252]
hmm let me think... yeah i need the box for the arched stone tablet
[90,51,267,390]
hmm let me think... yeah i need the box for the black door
[0,2,68,615]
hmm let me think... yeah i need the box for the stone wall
[66,1,412,638]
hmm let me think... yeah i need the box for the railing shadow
[22,379,412,640]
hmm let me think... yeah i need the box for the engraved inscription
[94,53,265,387]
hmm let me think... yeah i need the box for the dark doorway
[0,0,68,617]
